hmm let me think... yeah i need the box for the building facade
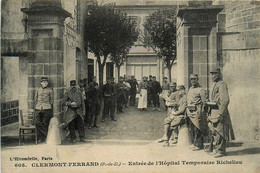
[1,0,89,125]
[88,0,186,83]
[175,0,260,142]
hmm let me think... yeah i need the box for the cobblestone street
[85,105,165,141]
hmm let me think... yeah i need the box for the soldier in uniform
[83,78,90,125]
[168,82,177,97]
[158,85,187,146]
[147,75,153,106]
[186,74,207,151]
[88,76,101,129]
[34,77,54,143]
[129,76,138,106]
[63,80,85,143]
[206,67,235,158]
[116,76,127,113]
[161,77,170,110]
[151,76,162,111]
[166,82,178,117]
[102,77,117,122]
[123,76,131,108]
[165,82,181,141]
[111,77,117,114]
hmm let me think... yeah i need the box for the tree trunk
[98,63,104,87]
[117,65,121,81]
[167,65,172,82]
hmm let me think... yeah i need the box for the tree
[109,17,138,80]
[143,8,177,82]
[84,3,137,86]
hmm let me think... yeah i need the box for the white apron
[138,89,147,109]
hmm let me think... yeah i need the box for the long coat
[186,85,208,135]
[208,80,235,141]
[63,87,85,127]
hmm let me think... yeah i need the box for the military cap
[41,77,48,82]
[170,82,177,86]
[189,74,198,79]
[149,75,152,77]
[119,76,124,79]
[210,67,221,73]
[177,85,185,90]
[79,79,84,83]
[70,80,76,86]
[163,77,168,79]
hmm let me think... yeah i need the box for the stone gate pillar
[22,0,71,117]
[176,6,223,92]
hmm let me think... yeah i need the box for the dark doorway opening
[106,62,114,81]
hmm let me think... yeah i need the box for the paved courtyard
[1,103,260,173]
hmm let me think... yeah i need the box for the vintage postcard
[1,0,260,172]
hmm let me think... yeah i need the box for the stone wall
[63,0,88,88]
[1,0,89,123]
[176,7,221,91]
[218,1,260,142]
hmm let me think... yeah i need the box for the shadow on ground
[227,147,260,156]
[227,141,243,148]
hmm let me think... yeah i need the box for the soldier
[161,77,170,111]
[88,76,101,129]
[123,76,131,108]
[206,67,235,158]
[79,79,87,122]
[83,78,90,125]
[147,75,153,106]
[165,82,181,141]
[116,76,127,113]
[186,74,207,151]
[63,80,85,143]
[158,85,187,146]
[129,76,138,106]
[111,77,117,115]
[167,82,177,98]
[34,77,53,143]
[166,82,178,117]
[102,77,117,122]
[151,76,162,111]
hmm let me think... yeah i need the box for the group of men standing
[34,75,140,144]
[138,75,169,111]
[33,67,235,156]
[158,67,235,158]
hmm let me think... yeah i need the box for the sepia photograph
[1,0,260,172]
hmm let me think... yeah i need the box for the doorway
[106,62,114,81]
